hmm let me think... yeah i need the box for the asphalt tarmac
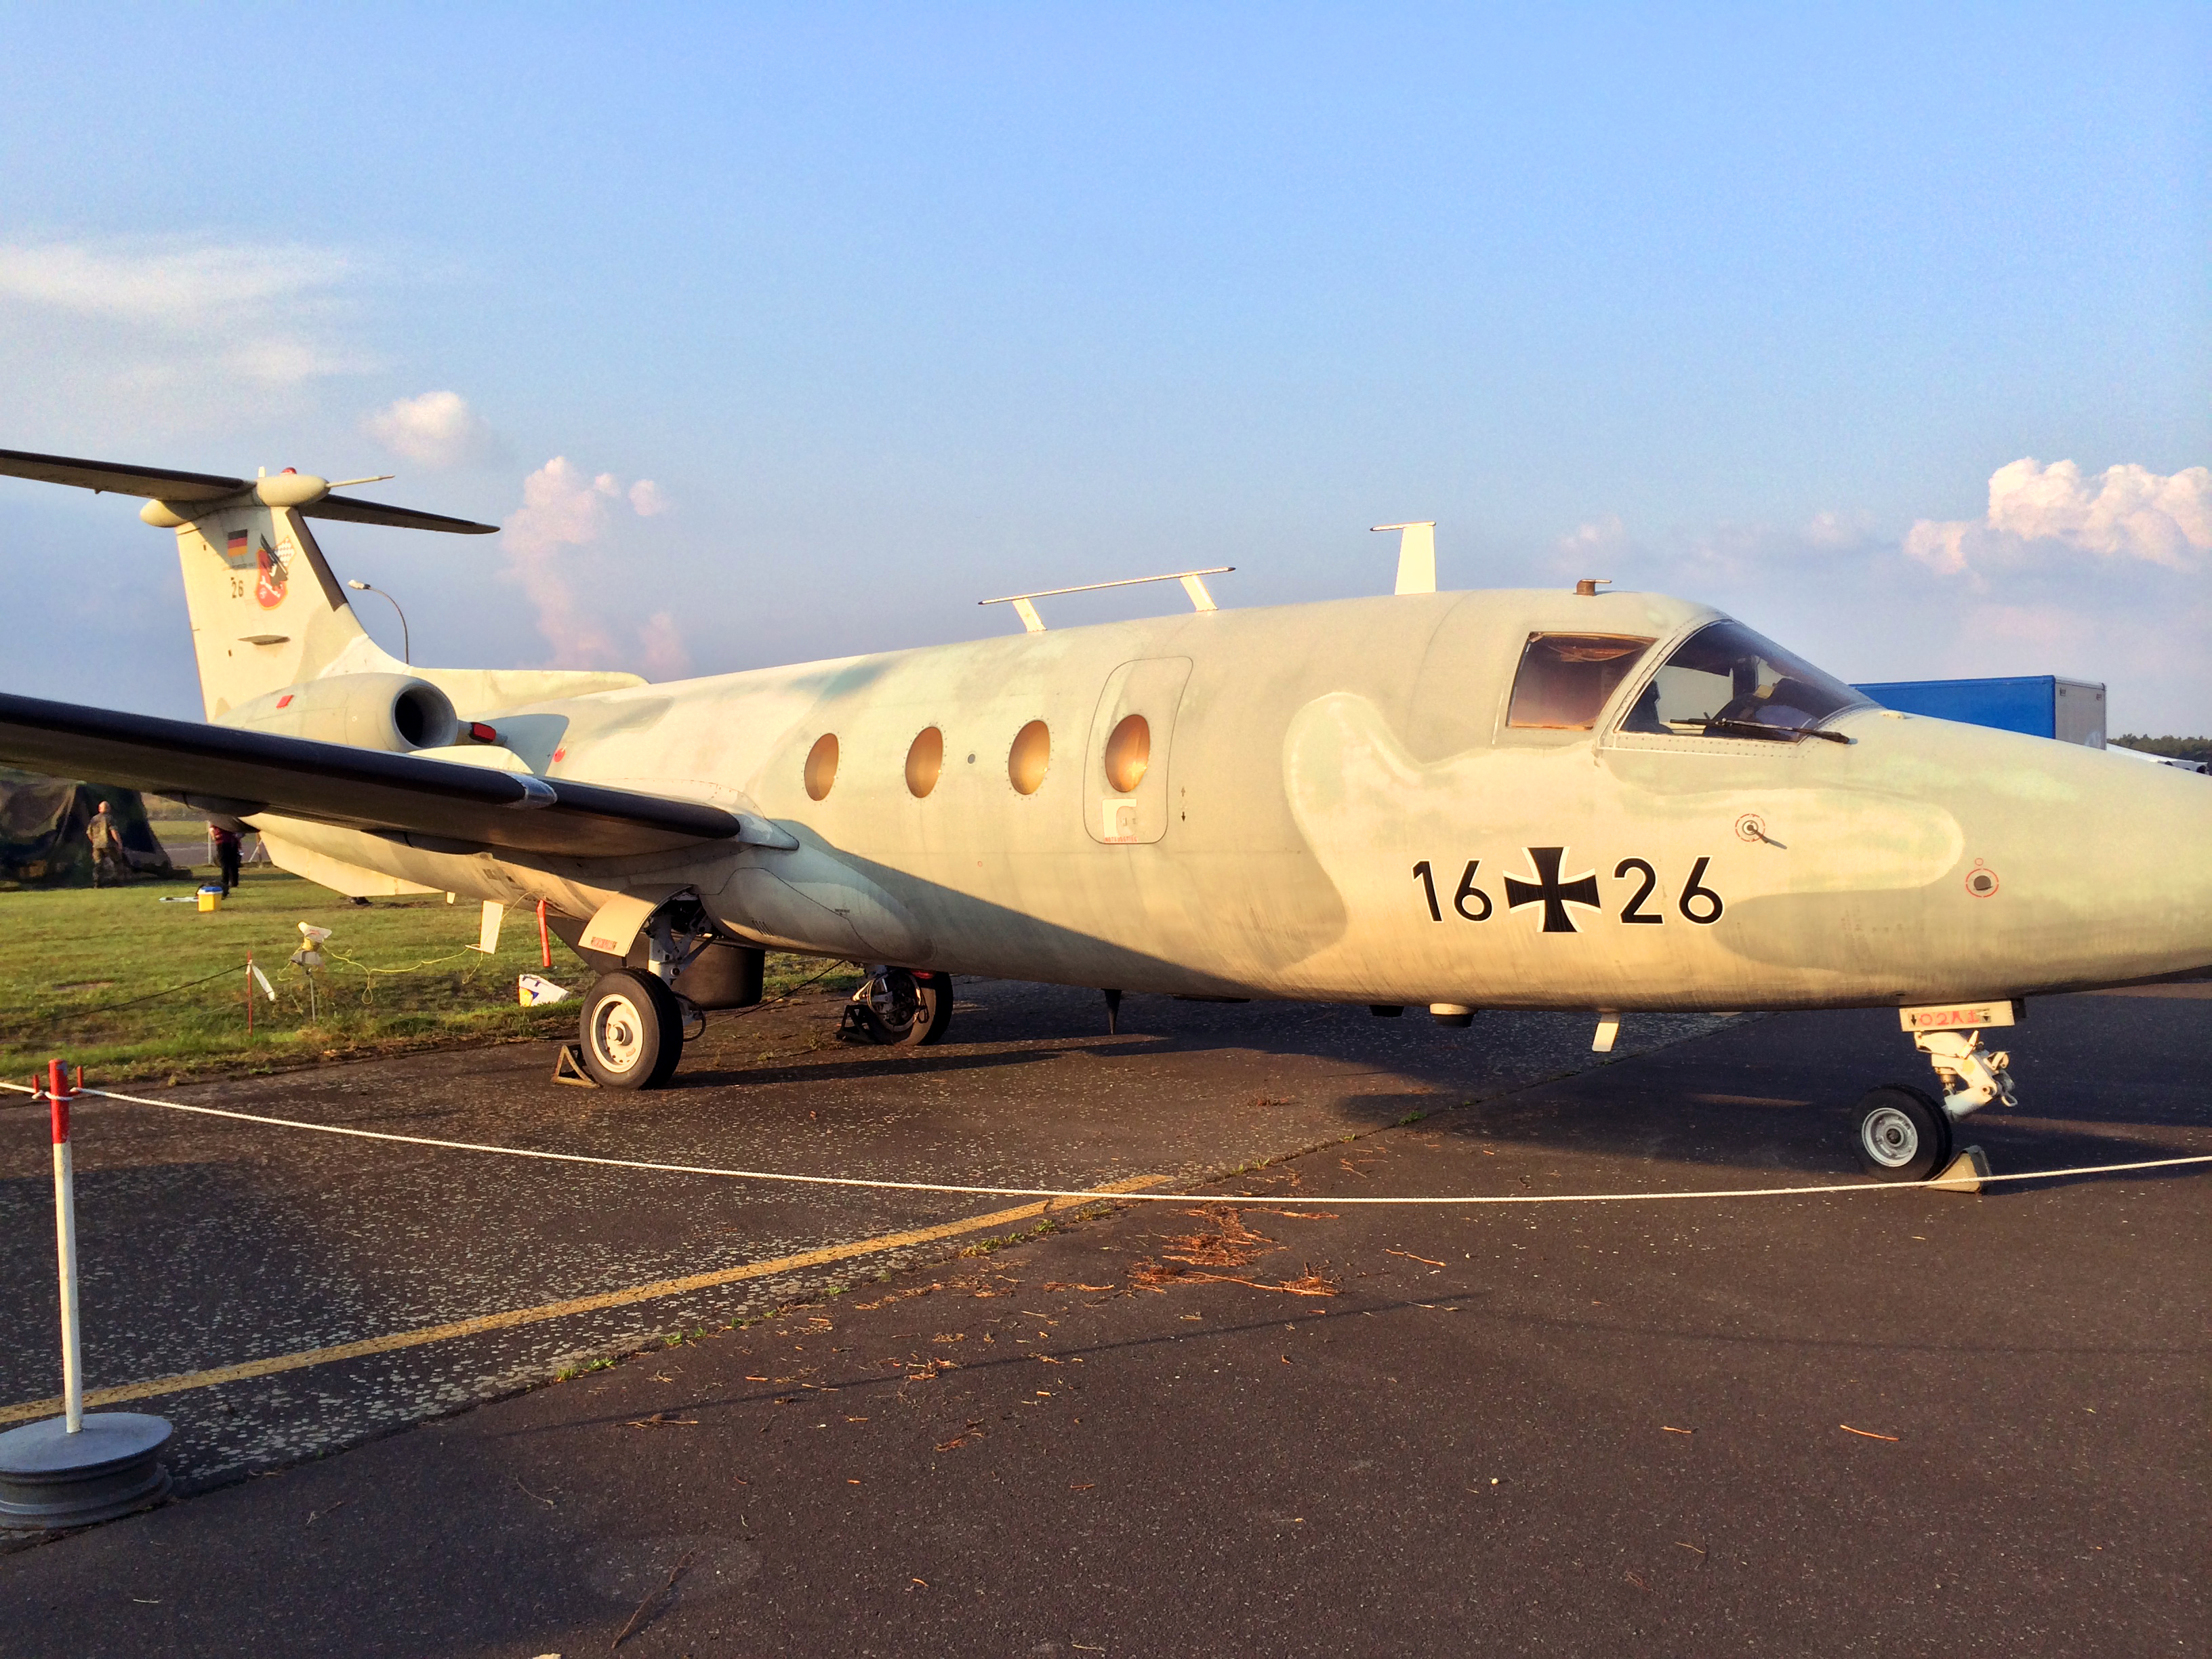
[1,983,2205,1655]
[0,984,1726,1486]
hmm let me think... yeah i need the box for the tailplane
[1,448,647,718]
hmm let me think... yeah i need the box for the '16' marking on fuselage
[1413,848,1723,933]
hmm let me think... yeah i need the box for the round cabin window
[905,726,943,798]
[804,733,839,801]
[1104,713,1150,793]
[1008,720,1050,796]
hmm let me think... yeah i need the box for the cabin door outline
[1082,657,1192,846]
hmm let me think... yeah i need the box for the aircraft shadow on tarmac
[1421,1084,2211,1185]
[1414,1000,2209,1184]
[665,982,2205,1183]
[673,1040,1122,1092]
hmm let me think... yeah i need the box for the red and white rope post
[0,1059,173,1530]
[47,1058,83,1435]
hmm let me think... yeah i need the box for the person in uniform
[86,800,127,887]
[210,822,243,895]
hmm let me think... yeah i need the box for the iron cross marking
[1503,846,1602,933]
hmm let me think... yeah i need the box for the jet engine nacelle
[220,673,462,753]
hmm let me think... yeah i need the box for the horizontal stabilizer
[0,447,497,534]
[291,493,498,535]
[0,691,743,859]
[0,448,246,501]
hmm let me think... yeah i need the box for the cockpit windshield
[1617,620,1868,740]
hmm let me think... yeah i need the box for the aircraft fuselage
[257,587,2212,1011]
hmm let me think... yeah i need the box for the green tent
[0,767,181,887]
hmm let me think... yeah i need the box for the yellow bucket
[197,886,223,913]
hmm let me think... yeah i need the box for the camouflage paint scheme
[200,502,2211,1012]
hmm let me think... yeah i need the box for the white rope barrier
[5,1078,2207,1206]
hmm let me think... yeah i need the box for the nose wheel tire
[1853,1083,1952,1182]
[850,968,954,1046]
[580,969,684,1090]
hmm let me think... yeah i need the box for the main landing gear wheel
[1853,1083,1952,1183]
[849,968,954,1046]
[580,969,684,1090]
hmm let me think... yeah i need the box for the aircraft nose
[1847,714,2212,994]
[1973,737,2212,985]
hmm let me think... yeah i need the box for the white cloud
[363,390,504,468]
[501,457,685,674]
[1900,516,1973,577]
[1554,515,1626,562]
[1801,510,1872,550]
[635,611,691,678]
[1557,459,2212,729]
[219,337,370,386]
[505,458,621,558]
[628,478,669,516]
[1987,457,2211,566]
[0,240,352,325]
[1906,457,2212,579]
[0,237,369,391]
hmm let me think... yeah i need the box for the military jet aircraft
[3,447,2205,1185]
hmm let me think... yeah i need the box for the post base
[0,1412,173,1530]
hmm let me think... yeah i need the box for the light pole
[345,579,411,664]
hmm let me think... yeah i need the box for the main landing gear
[577,901,719,1091]
[1852,1000,2020,1183]
[843,966,955,1047]
[581,970,686,1091]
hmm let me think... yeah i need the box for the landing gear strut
[576,900,718,1090]
[844,966,954,1046]
[1853,1000,2020,1182]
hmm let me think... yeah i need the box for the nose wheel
[1854,1000,2022,1182]
[1852,1084,1952,1182]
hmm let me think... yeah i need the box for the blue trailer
[1849,675,2106,747]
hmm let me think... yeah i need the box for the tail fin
[168,499,652,718]
[1,448,651,718]
[169,496,386,718]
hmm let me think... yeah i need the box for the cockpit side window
[1618,620,1870,739]
[1505,634,1657,730]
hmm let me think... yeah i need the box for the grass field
[0,863,853,1086]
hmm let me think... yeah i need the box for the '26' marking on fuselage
[1412,848,1723,934]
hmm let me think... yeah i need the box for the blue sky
[3,4,2206,726]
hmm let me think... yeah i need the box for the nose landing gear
[1853,1000,2020,1182]
[1912,1025,2018,1116]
